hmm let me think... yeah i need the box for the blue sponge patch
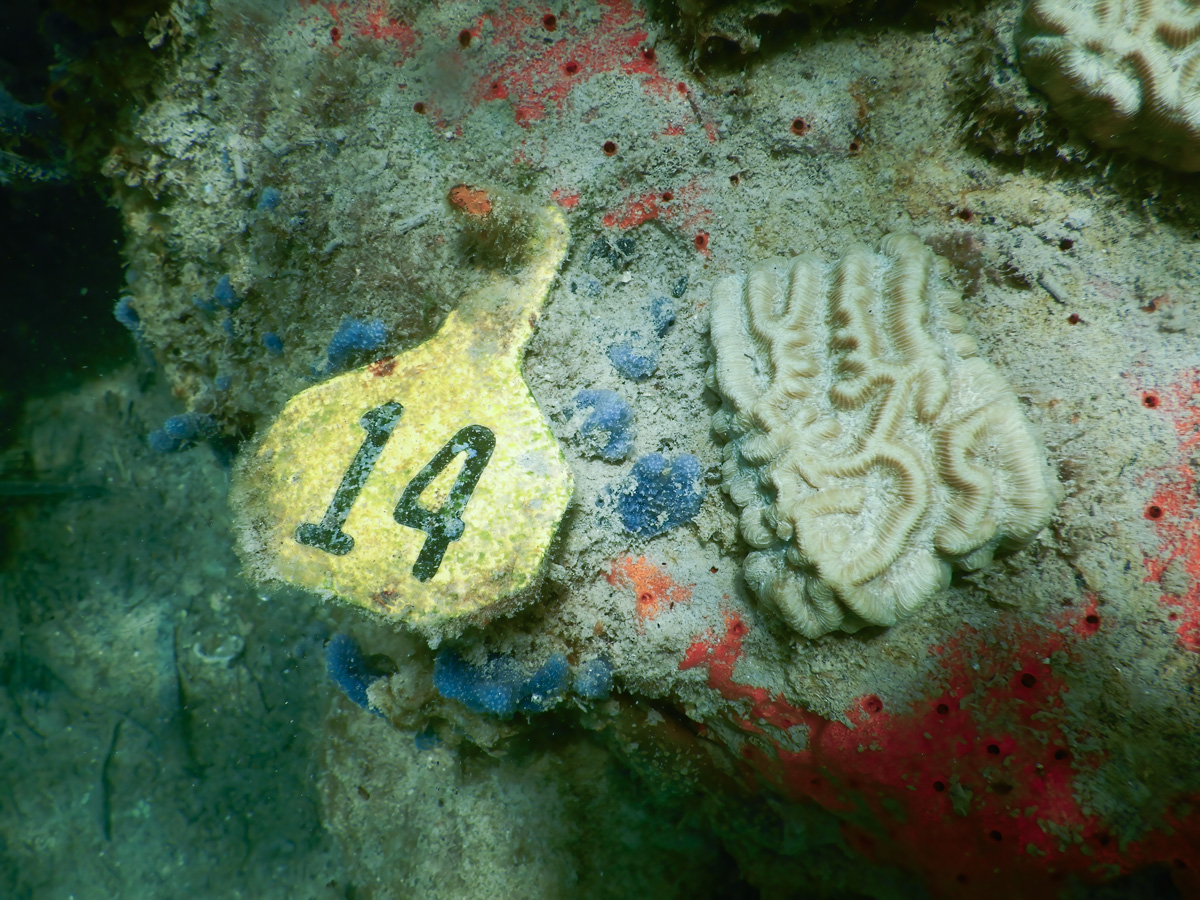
[612,453,705,536]
[325,316,387,373]
[148,429,186,453]
[650,295,676,336]
[256,186,282,211]
[573,657,614,699]
[213,275,241,310]
[325,634,386,716]
[113,296,140,332]
[162,412,216,441]
[570,389,635,462]
[605,296,676,379]
[433,649,570,718]
[607,333,659,381]
[522,654,571,712]
[148,412,218,453]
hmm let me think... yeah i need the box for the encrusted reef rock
[1017,0,1200,170]
[670,0,835,55]
[707,234,1059,638]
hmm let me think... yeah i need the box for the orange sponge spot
[448,184,492,217]
[606,555,692,619]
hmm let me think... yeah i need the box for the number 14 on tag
[296,401,495,583]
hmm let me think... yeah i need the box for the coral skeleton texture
[1018,0,1200,170]
[707,235,1058,638]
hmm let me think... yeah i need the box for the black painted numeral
[294,405,495,582]
[295,401,403,556]
[392,425,495,582]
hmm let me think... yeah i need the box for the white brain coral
[1017,0,1200,170]
[706,235,1059,639]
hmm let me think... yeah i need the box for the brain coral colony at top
[1017,0,1200,170]
[707,234,1059,639]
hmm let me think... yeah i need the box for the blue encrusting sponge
[262,331,284,356]
[649,295,676,336]
[325,316,387,372]
[113,296,140,331]
[571,389,635,462]
[433,649,570,718]
[605,295,676,380]
[607,333,659,380]
[573,657,614,699]
[325,633,386,716]
[613,453,705,536]
[256,186,282,211]
[213,275,241,310]
[148,412,218,453]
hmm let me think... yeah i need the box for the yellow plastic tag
[231,207,572,635]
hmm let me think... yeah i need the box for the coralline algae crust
[707,234,1060,638]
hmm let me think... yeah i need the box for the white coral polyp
[1018,0,1200,170]
[706,235,1058,639]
